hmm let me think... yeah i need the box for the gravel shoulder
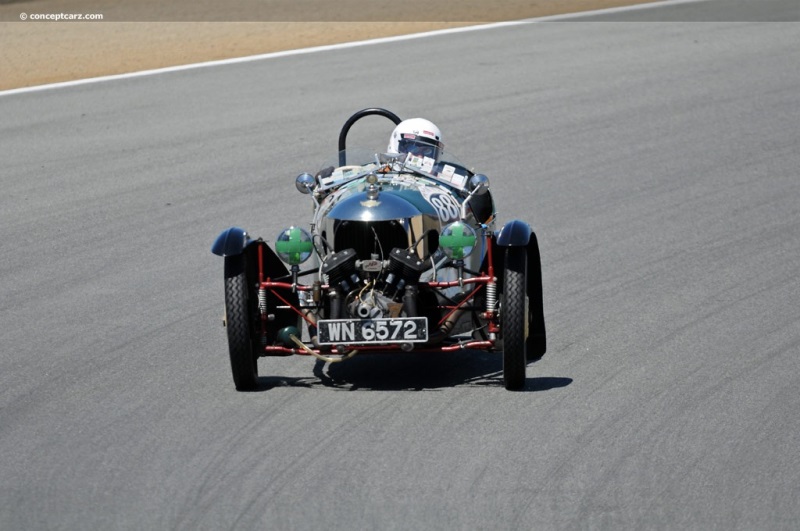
[0,0,653,90]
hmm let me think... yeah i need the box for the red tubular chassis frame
[254,230,500,357]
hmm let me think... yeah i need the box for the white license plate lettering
[390,320,403,340]
[317,317,427,345]
[362,322,375,341]
[326,321,355,342]
[403,319,417,340]
[375,321,389,341]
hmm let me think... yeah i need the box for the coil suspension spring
[258,287,268,345]
[258,287,267,316]
[485,281,497,313]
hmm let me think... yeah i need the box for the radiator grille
[334,220,407,260]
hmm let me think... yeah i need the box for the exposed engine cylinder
[381,248,428,297]
[321,248,360,292]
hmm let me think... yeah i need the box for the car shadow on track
[252,351,571,392]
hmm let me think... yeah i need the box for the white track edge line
[0,0,712,97]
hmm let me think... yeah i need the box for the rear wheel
[224,255,258,391]
[502,247,528,390]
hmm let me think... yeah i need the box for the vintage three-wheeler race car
[212,108,545,390]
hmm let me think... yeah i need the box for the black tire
[502,246,528,390]
[224,255,258,391]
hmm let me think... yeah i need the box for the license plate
[317,317,428,345]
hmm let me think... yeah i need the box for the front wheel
[502,246,528,390]
[224,255,258,391]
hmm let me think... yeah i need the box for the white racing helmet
[387,118,444,161]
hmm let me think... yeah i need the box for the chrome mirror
[468,174,490,196]
[460,174,491,220]
[295,173,315,194]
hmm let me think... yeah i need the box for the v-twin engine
[321,247,428,319]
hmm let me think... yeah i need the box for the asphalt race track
[2,0,799,528]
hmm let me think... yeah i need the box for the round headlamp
[275,226,313,265]
[439,222,477,260]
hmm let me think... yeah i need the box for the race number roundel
[428,193,460,223]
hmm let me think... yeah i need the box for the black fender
[212,227,293,288]
[496,219,531,247]
[524,230,546,357]
[487,223,546,357]
[211,227,251,257]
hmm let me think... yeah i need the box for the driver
[388,117,494,224]
[387,118,444,162]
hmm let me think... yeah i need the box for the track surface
[2,1,800,529]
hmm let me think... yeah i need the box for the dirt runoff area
[0,0,654,91]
